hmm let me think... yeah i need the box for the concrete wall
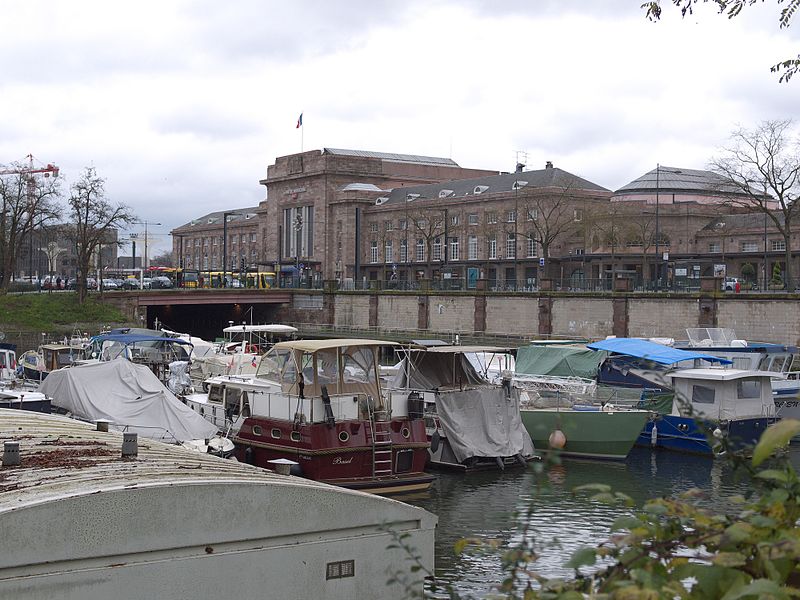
[628,298,700,341]
[719,298,800,346]
[376,295,419,330]
[427,295,474,333]
[485,297,539,336]
[551,298,614,339]
[333,295,371,328]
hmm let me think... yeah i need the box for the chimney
[515,163,525,173]
[545,161,553,169]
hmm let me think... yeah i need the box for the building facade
[171,148,797,290]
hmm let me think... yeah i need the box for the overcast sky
[1,0,797,255]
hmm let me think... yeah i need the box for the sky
[1,0,798,256]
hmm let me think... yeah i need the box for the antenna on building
[515,150,528,173]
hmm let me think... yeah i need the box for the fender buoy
[650,424,658,446]
[430,430,440,453]
[548,429,567,449]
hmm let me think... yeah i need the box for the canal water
[404,446,800,597]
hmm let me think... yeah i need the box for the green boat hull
[520,408,650,460]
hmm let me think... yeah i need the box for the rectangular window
[400,239,408,263]
[385,220,393,231]
[488,235,497,260]
[527,208,538,221]
[370,241,378,263]
[772,239,786,251]
[468,235,478,260]
[416,239,425,262]
[573,209,583,222]
[326,560,355,580]
[370,222,378,233]
[451,214,460,226]
[468,213,479,225]
[737,380,761,399]
[213,236,218,246]
[741,241,758,252]
[450,237,459,261]
[575,248,584,256]
[399,219,407,230]
[433,237,442,261]
[240,234,246,244]
[506,234,516,259]
[708,242,720,253]
[250,233,256,242]
[384,240,393,263]
[692,384,715,404]
[487,212,498,224]
[506,210,516,223]
[526,236,537,258]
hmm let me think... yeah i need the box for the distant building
[15,224,118,280]
[171,207,261,272]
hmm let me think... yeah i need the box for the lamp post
[764,212,768,291]
[131,221,161,272]
[222,212,235,288]
[294,213,303,288]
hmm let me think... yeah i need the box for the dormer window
[512,180,528,191]
[439,189,454,198]
[375,196,389,206]
[406,193,420,202]
[473,185,489,195]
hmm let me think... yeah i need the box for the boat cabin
[669,368,776,420]
[0,344,16,380]
[221,323,298,354]
[252,339,396,422]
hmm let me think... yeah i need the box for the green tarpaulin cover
[515,345,607,380]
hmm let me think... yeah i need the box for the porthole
[338,431,350,443]
[401,427,410,439]
[290,431,301,442]
[271,428,282,439]
[252,425,263,436]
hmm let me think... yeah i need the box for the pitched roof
[323,147,460,167]
[615,166,745,196]
[175,206,259,230]
[701,211,784,232]
[377,166,610,206]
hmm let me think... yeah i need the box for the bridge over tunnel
[104,290,293,341]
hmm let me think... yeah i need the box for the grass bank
[0,292,129,332]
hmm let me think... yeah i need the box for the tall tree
[643,0,799,82]
[519,187,583,278]
[68,167,135,303]
[0,165,62,289]
[711,119,800,290]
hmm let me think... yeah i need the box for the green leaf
[712,552,747,567]
[720,578,784,600]
[589,492,617,504]
[752,419,800,467]
[565,546,597,569]
[453,537,481,555]
[612,515,643,531]
[755,469,789,483]
[722,522,755,545]
[643,502,668,515]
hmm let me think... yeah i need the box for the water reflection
[405,447,800,597]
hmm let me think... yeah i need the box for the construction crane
[0,154,59,178]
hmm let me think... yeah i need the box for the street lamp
[222,212,236,288]
[654,165,681,289]
[294,213,303,287]
[131,221,162,271]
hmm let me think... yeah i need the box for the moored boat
[387,343,534,470]
[208,339,434,494]
[643,367,776,456]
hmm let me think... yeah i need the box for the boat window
[770,356,788,373]
[252,425,263,436]
[256,348,292,382]
[300,352,314,383]
[0,353,6,368]
[271,428,282,439]
[290,431,301,442]
[691,384,715,404]
[342,347,376,384]
[208,385,223,403]
[737,379,761,399]
[225,388,242,416]
[316,349,338,387]
[758,356,771,370]
[732,358,751,370]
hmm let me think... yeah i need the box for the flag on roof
[296,113,303,128]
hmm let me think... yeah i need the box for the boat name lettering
[332,456,353,465]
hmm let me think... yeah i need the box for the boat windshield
[256,348,290,382]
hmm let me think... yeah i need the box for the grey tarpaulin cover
[435,387,534,463]
[40,358,218,442]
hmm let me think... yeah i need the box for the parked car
[722,277,740,292]
[121,278,141,290]
[101,279,119,290]
[150,276,174,289]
